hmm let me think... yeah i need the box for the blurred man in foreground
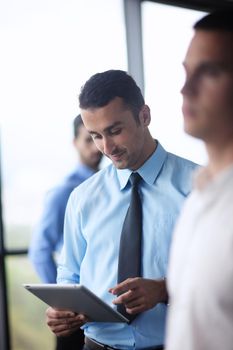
[166,11,233,350]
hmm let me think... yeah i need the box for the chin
[184,128,197,138]
[114,164,127,170]
[184,120,197,136]
[184,126,203,140]
[113,160,128,169]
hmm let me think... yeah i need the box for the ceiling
[142,0,233,11]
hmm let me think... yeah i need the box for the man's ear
[139,105,151,127]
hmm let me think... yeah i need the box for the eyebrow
[89,121,123,135]
[182,61,233,71]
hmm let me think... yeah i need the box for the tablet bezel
[23,283,129,323]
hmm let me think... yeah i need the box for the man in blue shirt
[46,70,197,350]
[29,114,102,350]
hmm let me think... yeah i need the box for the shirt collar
[116,141,167,190]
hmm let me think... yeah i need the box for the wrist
[160,277,168,304]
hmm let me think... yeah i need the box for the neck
[206,138,233,176]
[139,133,157,167]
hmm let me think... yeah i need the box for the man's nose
[181,75,198,96]
[102,136,115,155]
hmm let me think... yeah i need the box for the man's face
[181,30,233,144]
[73,125,102,169]
[81,97,151,170]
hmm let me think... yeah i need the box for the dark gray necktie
[117,172,142,321]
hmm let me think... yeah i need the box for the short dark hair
[79,70,145,122]
[194,10,233,32]
[73,114,84,138]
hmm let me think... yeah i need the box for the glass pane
[0,1,126,349]
[6,256,54,350]
[142,2,207,165]
[0,0,127,251]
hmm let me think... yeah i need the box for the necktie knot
[129,172,141,187]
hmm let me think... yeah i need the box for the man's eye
[92,134,101,140]
[199,66,222,78]
[110,129,122,135]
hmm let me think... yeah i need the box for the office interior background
[1,0,232,349]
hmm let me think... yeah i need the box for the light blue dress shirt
[29,164,95,283]
[57,142,197,349]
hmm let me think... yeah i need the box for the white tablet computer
[23,284,129,323]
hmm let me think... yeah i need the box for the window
[0,1,126,348]
[142,2,207,165]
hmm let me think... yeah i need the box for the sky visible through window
[0,0,126,229]
[142,2,207,165]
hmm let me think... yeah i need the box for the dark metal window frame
[1,1,232,349]
[0,167,11,350]
[142,0,233,12]
[0,144,27,350]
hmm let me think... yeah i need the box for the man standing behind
[29,114,102,349]
[166,11,233,350]
[46,70,197,350]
